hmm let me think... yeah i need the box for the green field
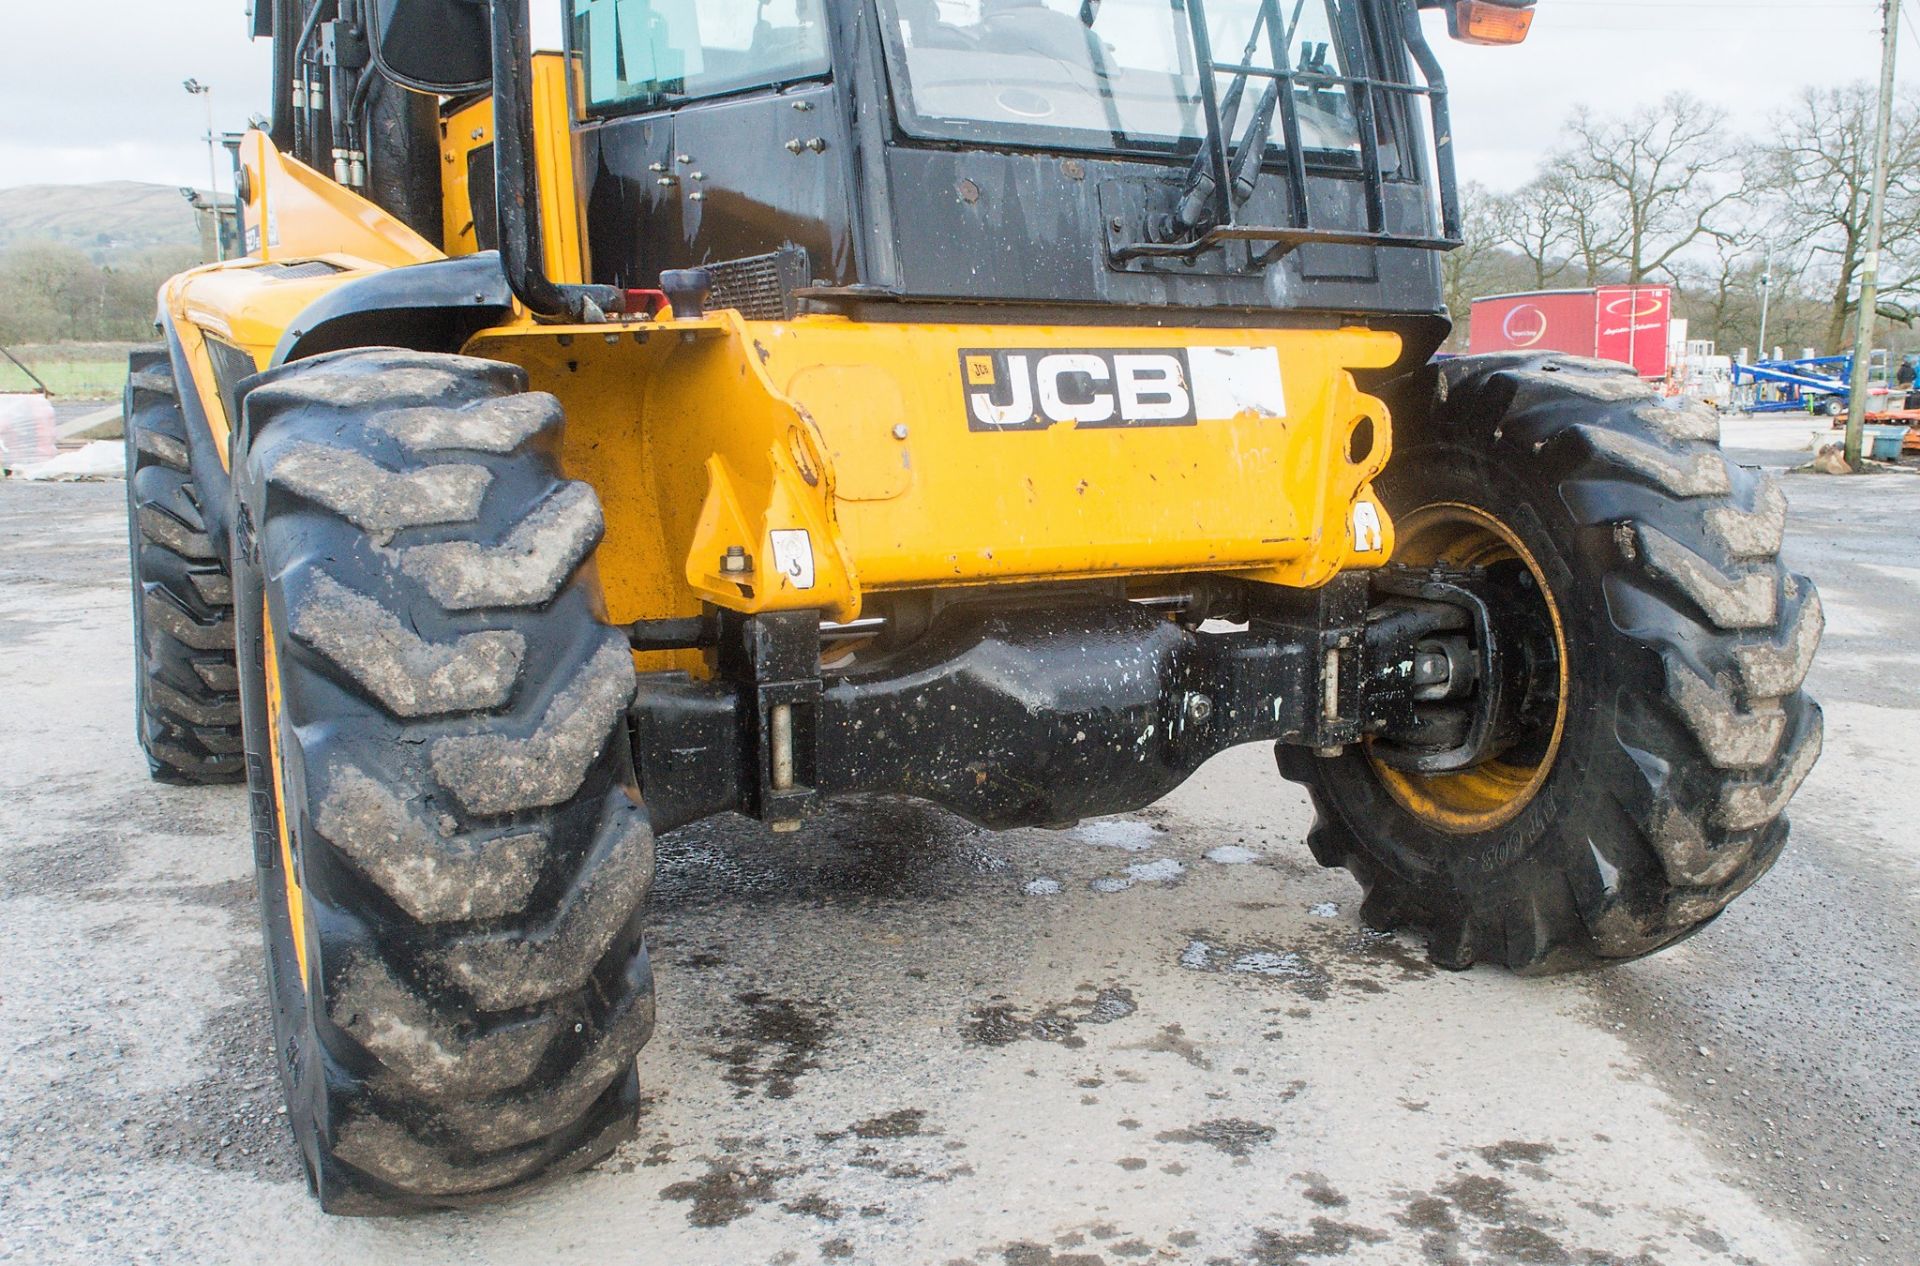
[0,344,134,400]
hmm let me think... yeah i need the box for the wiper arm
[1228,79,1281,204]
[1163,0,1301,238]
[1169,75,1280,235]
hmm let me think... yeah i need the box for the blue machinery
[1733,355,1854,414]
[1733,351,1894,414]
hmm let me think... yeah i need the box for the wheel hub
[1365,503,1571,834]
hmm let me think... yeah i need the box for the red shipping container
[1468,286,1672,379]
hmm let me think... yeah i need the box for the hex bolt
[806,137,828,152]
[892,423,910,440]
[721,545,751,574]
[1185,693,1214,724]
[786,138,805,154]
[1413,650,1450,687]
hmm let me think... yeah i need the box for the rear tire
[124,346,244,784]
[1282,355,1823,973]
[232,348,655,1213]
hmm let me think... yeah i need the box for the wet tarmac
[0,414,1912,1265]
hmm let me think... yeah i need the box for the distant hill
[0,181,205,258]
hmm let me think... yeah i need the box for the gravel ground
[0,415,1913,1265]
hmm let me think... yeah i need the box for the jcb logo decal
[960,348,1197,431]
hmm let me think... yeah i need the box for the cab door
[570,0,853,294]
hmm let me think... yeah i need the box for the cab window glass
[573,0,828,111]
[883,0,1366,160]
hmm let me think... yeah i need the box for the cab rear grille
[252,260,347,281]
[706,248,810,321]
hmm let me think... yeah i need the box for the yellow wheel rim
[262,597,310,990]
[1368,503,1570,835]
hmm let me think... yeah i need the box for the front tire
[1283,355,1823,973]
[124,346,244,784]
[232,348,655,1212]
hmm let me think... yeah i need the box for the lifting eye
[1347,415,1377,466]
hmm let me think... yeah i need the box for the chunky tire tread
[267,442,494,542]
[1630,525,1780,630]
[1289,354,1822,973]
[372,393,564,455]
[428,636,636,817]
[235,348,655,1214]
[311,761,548,923]
[289,570,526,719]
[392,481,605,611]
[124,345,243,784]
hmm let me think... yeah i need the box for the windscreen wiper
[1160,0,1305,239]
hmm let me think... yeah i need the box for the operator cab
[564,0,1462,343]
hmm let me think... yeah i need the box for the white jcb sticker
[1190,346,1287,420]
[770,529,816,590]
[1351,503,1384,554]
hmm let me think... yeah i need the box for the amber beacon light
[1448,0,1537,45]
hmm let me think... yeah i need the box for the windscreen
[572,0,830,112]
[880,0,1369,158]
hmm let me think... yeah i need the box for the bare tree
[0,240,197,344]
[1441,182,1502,338]
[1551,93,1746,285]
[1535,160,1621,286]
[1754,85,1920,354]
[1487,177,1569,290]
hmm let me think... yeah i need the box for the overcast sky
[0,0,1909,193]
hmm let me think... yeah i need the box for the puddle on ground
[1091,858,1187,893]
[849,1108,930,1140]
[1204,845,1263,865]
[709,992,833,1100]
[963,985,1138,1049]
[658,1155,791,1227]
[1153,1117,1276,1158]
[653,801,1003,908]
[1071,818,1165,852]
[1178,938,1332,1001]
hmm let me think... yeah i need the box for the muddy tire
[125,346,244,784]
[1281,354,1823,974]
[231,348,655,1213]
